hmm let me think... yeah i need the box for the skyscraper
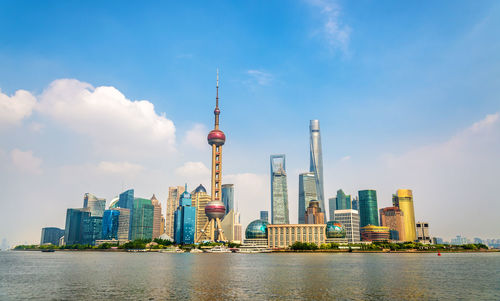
[174,185,197,244]
[116,208,130,241]
[117,189,134,211]
[351,197,359,211]
[328,197,336,222]
[309,120,325,217]
[166,186,185,238]
[221,184,234,215]
[270,154,289,224]
[305,200,325,224]
[150,194,163,239]
[358,190,379,228]
[392,189,417,242]
[333,209,360,243]
[260,211,269,222]
[220,209,240,242]
[335,189,352,211]
[298,172,317,224]
[83,193,106,217]
[197,71,227,242]
[64,208,91,245]
[130,198,154,240]
[192,184,210,241]
[40,227,64,245]
[102,209,120,240]
[379,206,406,241]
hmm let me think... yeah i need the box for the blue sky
[1,0,499,245]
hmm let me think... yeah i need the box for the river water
[0,251,499,300]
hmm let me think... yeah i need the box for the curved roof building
[245,219,269,239]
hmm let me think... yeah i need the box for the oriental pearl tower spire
[196,70,227,242]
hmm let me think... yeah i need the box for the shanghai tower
[309,120,325,217]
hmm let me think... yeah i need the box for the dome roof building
[245,219,270,239]
[193,184,207,194]
[326,221,346,238]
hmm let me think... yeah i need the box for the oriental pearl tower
[196,70,227,242]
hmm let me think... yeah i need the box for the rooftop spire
[214,69,220,129]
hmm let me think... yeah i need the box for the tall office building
[270,154,289,224]
[151,194,163,239]
[64,208,91,245]
[83,193,106,217]
[102,209,120,240]
[260,211,269,222]
[174,185,197,244]
[379,207,406,241]
[298,172,317,224]
[351,197,359,211]
[234,211,242,242]
[309,120,325,217]
[392,189,416,242]
[335,189,352,210]
[130,198,154,240]
[328,197,336,222]
[221,184,234,215]
[305,200,325,224]
[166,186,185,237]
[358,190,379,228]
[88,216,102,244]
[117,189,134,210]
[40,227,64,245]
[192,184,210,241]
[116,208,130,241]
[416,221,431,244]
[334,209,360,243]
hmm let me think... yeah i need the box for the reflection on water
[0,251,499,300]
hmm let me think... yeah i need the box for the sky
[1,0,499,246]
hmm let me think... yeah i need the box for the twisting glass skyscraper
[270,154,289,224]
[309,120,325,217]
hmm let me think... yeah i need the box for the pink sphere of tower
[207,129,226,146]
[205,200,226,220]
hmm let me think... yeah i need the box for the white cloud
[37,79,176,156]
[10,149,42,174]
[247,70,273,86]
[183,123,208,150]
[340,155,351,162]
[306,0,351,53]
[97,161,144,174]
[176,161,210,178]
[0,89,36,128]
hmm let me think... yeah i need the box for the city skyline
[1,1,500,245]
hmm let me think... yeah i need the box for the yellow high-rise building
[392,189,416,242]
[165,186,185,238]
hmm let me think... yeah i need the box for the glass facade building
[117,189,134,210]
[351,197,359,211]
[83,193,106,217]
[130,198,154,240]
[64,208,91,245]
[358,190,379,228]
[260,211,269,222]
[309,120,325,217]
[173,188,196,244]
[328,197,336,222]
[221,184,234,215]
[102,209,120,240]
[245,219,269,239]
[335,189,352,211]
[40,227,64,245]
[298,172,317,224]
[270,154,289,224]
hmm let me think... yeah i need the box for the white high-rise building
[309,120,325,218]
[334,209,360,243]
